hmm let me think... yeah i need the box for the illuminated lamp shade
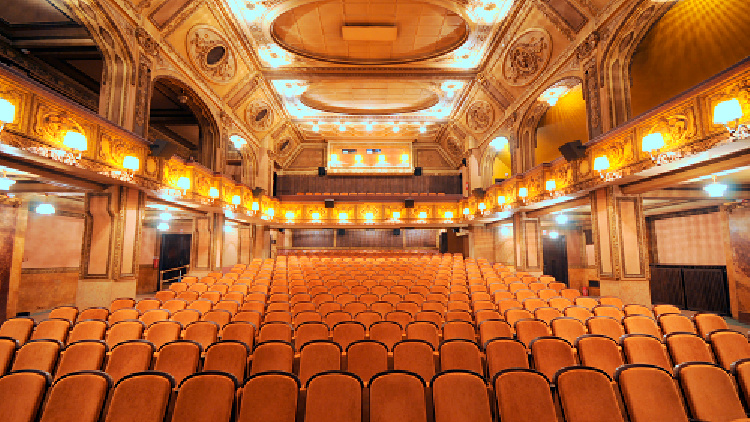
[365,212,374,221]
[339,124,346,132]
[285,211,295,220]
[330,154,339,164]
[378,155,386,163]
[0,177,14,190]
[401,154,409,163]
[157,222,169,231]
[549,231,559,239]
[593,156,610,171]
[209,187,220,198]
[642,133,665,153]
[159,212,172,221]
[36,202,55,215]
[497,195,506,204]
[518,187,528,198]
[251,202,260,211]
[224,224,233,233]
[225,209,234,219]
[714,99,743,125]
[419,124,426,134]
[338,212,347,221]
[463,208,470,215]
[392,211,400,219]
[556,214,568,224]
[704,177,728,198]
[393,124,400,133]
[444,211,453,219]
[500,226,511,236]
[366,122,373,132]
[0,98,16,125]
[478,203,486,210]
[232,195,241,205]
[122,156,140,171]
[354,154,363,163]
[312,123,320,132]
[63,131,87,151]
[176,177,191,190]
[545,180,556,191]
[419,211,427,219]
[312,212,320,220]
[266,208,275,217]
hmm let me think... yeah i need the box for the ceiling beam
[526,196,591,218]
[641,188,750,200]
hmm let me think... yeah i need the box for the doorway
[543,235,569,286]
[159,234,191,289]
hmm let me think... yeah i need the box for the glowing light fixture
[176,177,191,190]
[365,212,374,221]
[392,124,400,133]
[500,226,511,236]
[330,154,339,164]
[463,207,470,216]
[338,212,347,221]
[0,171,15,190]
[490,136,509,150]
[339,123,346,132]
[642,133,665,153]
[593,156,610,172]
[209,187,220,198]
[549,231,559,239]
[478,203,486,211]
[378,154,386,163]
[354,154,363,163]
[518,187,528,198]
[230,135,246,149]
[312,212,320,221]
[556,214,568,224]
[231,195,241,205]
[251,202,260,211]
[366,122,373,132]
[419,123,426,134]
[0,98,16,130]
[401,154,409,163]
[713,98,748,140]
[266,208,275,217]
[159,212,172,221]
[312,122,320,132]
[123,156,140,171]
[445,211,454,219]
[36,201,55,215]
[545,180,556,191]
[441,81,464,97]
[539,86,570,106]
[497,195,506,204]
[285,211,295,220]
[225,209,235,219]
[419,211,427,219]
[157,222,169,231]
[392,211,400,220]
[63,131,87,151]
[704,175,728,197]
[224,224,233,233]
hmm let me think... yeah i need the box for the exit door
[543,235,568,286]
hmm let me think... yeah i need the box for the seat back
[346,340,388,385]
[709,329,750,370]
[550,317,586,346]
[0,318,35,344]
[145,321,182,350]
[104,371,174,422]
[55,340,107,380]
[615,364,689,422]
[332,321,366,350]
[369,371,427,422]
[220,322,255,348]
[250,341,294,375]
[530,336,576,381]
[68,320,107,344]
[104,340,154,384]
[305,372,363,422]
[431,371,492,422]
[665,332,714,365]
[172,372,238,422]
[676,362,747,422]
[586,316,624,341]
[659,314,697,335]
[238,372,300,422]
[392,340,436,383]
[298,340,342,384]
[203,340,250,381]
[0,370,50,422]
[621,334,672,371]
[369,321,403,350]
[439,339,483,377]
[39,371,112,422]
[515,319,551,348]
[49,306,79,323]
[575,335,624,378]
[12,339,62,373]
[154,340,201,385]
[693,313,728,339]
[485,338,529,379]
[555,367,624,422]
[106,320,145,348]
[493,369,557,422]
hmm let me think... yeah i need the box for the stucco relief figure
[503,30,552,86]
[466,101,494,133]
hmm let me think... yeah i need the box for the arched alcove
[630,0,750,116]
[535,84,588,164]
[147,77,220,170]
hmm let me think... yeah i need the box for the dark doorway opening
[543,235,569,286]
[159,234,191,289]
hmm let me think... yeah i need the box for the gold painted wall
[535,86,588,165]
[630,0,750,116]
[492,152,512,181]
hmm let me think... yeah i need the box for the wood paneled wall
[290,229,439,249]
[275,175,462,195]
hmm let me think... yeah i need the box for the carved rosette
[502,29,552,86]
[246,101,274,131]
[466,101,495,133]
[187,25,237,83]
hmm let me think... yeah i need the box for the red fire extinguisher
[153,258,159,269]
[582,286,589,296]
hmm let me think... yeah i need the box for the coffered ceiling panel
[300,81,440,114]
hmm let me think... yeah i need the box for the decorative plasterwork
[187,25,238,83]
[246,100,275,131]
[466,100,495,133]
[502,28,552,87]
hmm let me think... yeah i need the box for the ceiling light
[36,202,55,215]
[157,222,169,231]
[123,156,140,171]
[366,122,373,132]
[490,137,509,150]
[704,175,728,197]
[556,214,568,224]
[230,135,246,149]
[540,86,570,106]
[312,122,320,132]
[159,212,172,221]
[549,231,559,239]
[63,131,87,151]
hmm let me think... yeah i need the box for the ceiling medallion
[466,100,495,133]
[187,25,237,83]
[246,101,275,131]
[502,28,552,86]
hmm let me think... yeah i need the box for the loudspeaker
[278,228,285,233]
[318,166,326,176]
[472,188,486,199]
[414,167,422,176]
[462,158,467,166]
[149,139,181,158]
[453,228,460,233]
[393,229,401,236]
[252,187,264,197]
[337,229,346,236]
[325,199,335,209]
[558,140,587,161]
[405,199,415,208]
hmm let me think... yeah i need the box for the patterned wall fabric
[654,212,726,265]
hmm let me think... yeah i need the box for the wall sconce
[176,177,191,194]
[209,187,220,198]
[378,155,386,164]
[312,212,320,221]
[36,196,55,215]
[157,222,169,231]
[518,187,528,198]
[418,211,427,220]
[365,212,374,222]
[642,132,683,165]
[338,212,347,222]
[704,175,728,197]
[419,123,426,134]
[338,123,346,132]
[285,211,295,221]
[0,171,16,191]
[0,98,16,132]
[548,231,559,239]
[261,208,274,220]
[225,208,235,219]
[444,211,453,220]
[714,98,748,140]
[330,154,339,165]
[401,154,409,164]
[224,223,233,233]
[312,122,320,132]
[354,154,363,164]
[593,156,610,173]
[463,207,470,217]
[123,156,140,171]
[63,131,87,157]
[490,137,509,150]
[232,195,242,205]
[392,123,400,133]
[545,180,556,191]
[497,195,506,205]
[392,211,400,220]
[366,122,373,132]
[478,202,486,212]
[159,212,172,221]
[251,202,260,212]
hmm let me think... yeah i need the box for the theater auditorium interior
[0,0,750,420]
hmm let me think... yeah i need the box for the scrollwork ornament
[246,101,274,131]
[466,101,495,133]
[503,29,552,86]
[187,25,237,83]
